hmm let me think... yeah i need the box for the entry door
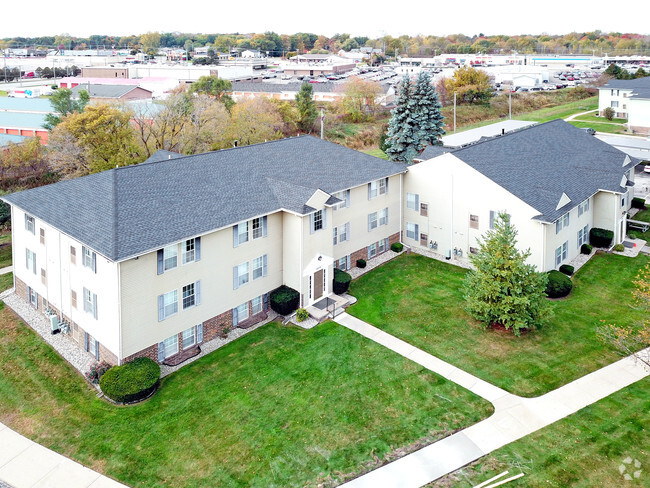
[313,269,324,300]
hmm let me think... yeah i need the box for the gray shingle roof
[449,119,636,223]
[602,76,650,99]
[4,136,405,261]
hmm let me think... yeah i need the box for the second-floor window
[158,290,178,321]
[556,212,570,234]
[406,222,419,241]
[163,245,178,271]
[182,281,201,309]
[406,193,419,210]
[469,214,479,229]
[310,209,326,234]
[333,223,350,245]
[578,200,590,216]
[252,255,268,280]
[233,262,249,289]
[26,249,36,274]
[83,287,98,319]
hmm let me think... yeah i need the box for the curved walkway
[333,312,650,488]
[0,423,127,488]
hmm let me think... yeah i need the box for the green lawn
[0,233,12,268]
[346,252,649,397]
[430,377,650,487]
[0,272,12,292]
[515,96,598,123]
[573,112,627,124]
[569,120,628,134]
[628,208,650,241]
[362,148,388,159]
[0,306,492,488]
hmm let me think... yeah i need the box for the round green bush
[270,285,300,315]
[99,357,160,404]
[613,243,625,252]
[356,259,367,268]
[545,270,573,298]
[589,228,613,248]
[390,242,403,253]
[580,243,593,255]
[296,308,309,322]
[559,264,574,276]
[333,268,352,294]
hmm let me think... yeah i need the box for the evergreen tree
[385,74,420,163]
[412,71,445,146]
[295,82,317,133]
[463,213,550,336]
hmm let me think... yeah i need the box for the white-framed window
[469,214,479,229]
[82,246,97,272]
[26,249,36,274]
[235,221,249,246]
[379,208,388,226]
[252,217,263,239]
[368,177,388,199]
[368,242,377,259]
[337,256,348,270]
[70,246,76,264]
[406,222,419,240]
[25,214,35,234]
[555,212,570,234]
[555,241,568,266]
[182,239,196,264]
[406,192,419,210]
[622,193,626,207]
[83,287,98,319]
[234,262,249,289]
[578,199,590,216]
[41,268,46,285]
[28,286,38,308]
[71,290,77,309]
[251,296,263,315]
[252,255,267,280]
[159,290,178,321]
[182,326,196,349]
[163,334,179,358]
[333,223,350,245]
[39,228,45,245]
[313,210,323,231]
[378,238,388,254]
[577,224,590,248]
[182,283,196,309]
[333,190,350,210]
[611,101,619,108]
[162,245,178,271]
[368,212,378,230]
[236,302,249,322]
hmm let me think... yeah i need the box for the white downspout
[399,173,403,244]
[450,173,454,258]
[299,215,304,307]
[117,262,123,365]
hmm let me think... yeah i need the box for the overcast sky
[4,0,649,39]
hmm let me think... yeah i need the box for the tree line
[3,30,650,57]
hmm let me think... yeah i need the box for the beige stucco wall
[12,207,121,356]
[119,212,283,358]
[543,196,594,270]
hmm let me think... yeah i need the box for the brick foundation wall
[203,308,234,342]
[350,232,401,267]
[123,343,158,364]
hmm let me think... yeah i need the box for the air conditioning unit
[50,314,60,334]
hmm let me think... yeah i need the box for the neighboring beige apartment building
[598,77,650,135]
[4,137,405,366]
[404,120,635,271]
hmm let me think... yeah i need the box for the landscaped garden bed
[346,252,649,397]
[0,303,492,487]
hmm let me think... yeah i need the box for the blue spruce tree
[385,74,419,164]
[412,71,445,147]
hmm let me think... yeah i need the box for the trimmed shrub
[99,357,160,404]
[581,243,593,254]
[559,264,574,276]
[296,308,309,322]
[85,361,111,384]
[270,285,300,315]
[545,270,573,298]
[356,259,366,268]
[613,243,625,252]
[391,242,403,253]
[589,227,613,248]
[632,197,646,209]
[333,268,352,294]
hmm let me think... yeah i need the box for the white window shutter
[233,224,239,247]
[93,293,98,319]
[346,222,350,241]
[263,254,268,276]
[368,214,372,232]
[233,266,239,289]
[262,216,268,237]
[195,237,201,261]
[346,189,351,207]
[158,294,165,321]
[310,213,315,234]
[323,208,327,229]
[232,306,239,326]
[158,342,165,362]
[195,280,201,305]
[196,323,203,343]
[367,183,372,200]
[415,224,419,239]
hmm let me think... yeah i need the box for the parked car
[581,127,596,135]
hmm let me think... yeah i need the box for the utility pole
[453,92,457,133]
[509,90,512,120]
[320,108,324,140]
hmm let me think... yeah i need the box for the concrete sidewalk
[0,423,128,488]
[334,313,650,488]
[0,266,12,276]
